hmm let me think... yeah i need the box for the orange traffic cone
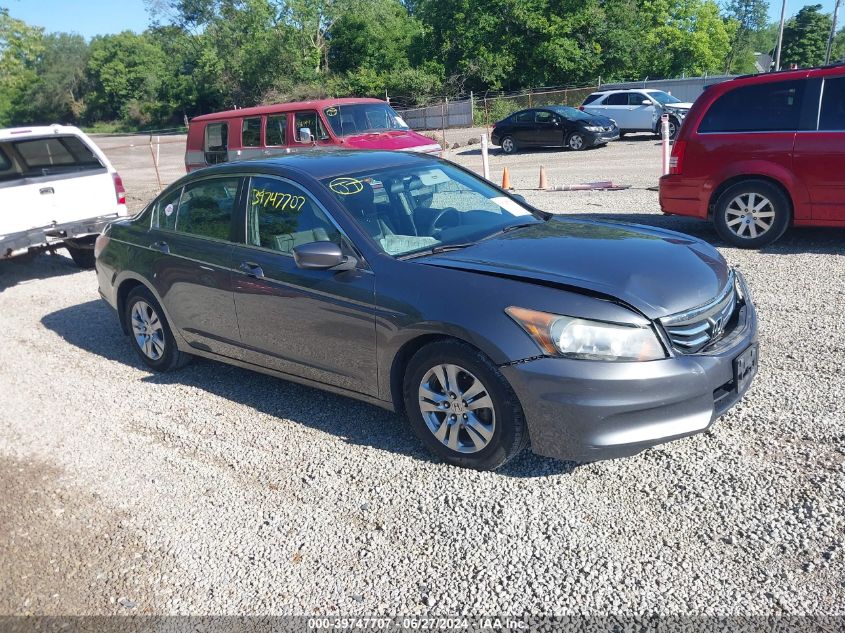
[501,167,512,190]
[538,165,548,190]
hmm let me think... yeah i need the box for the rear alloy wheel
[713,180,791,248]
[124,286,190,371]
[567,133,586,151]
[403,340,528,470]
[500,136,517,155]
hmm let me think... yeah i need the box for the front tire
[500,136,517,155]
[713,179,791,248]
[567,133,587,151]
[124,286,191,371]
[402,340,528,471]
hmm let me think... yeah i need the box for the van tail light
[669,140,686,175]
[112,172,126,207]
[94,233,110,259]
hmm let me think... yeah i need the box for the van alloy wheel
[724,193,775,240]
[418,363,496,454]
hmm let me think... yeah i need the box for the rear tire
[65,240,96,269]
[124,286,191,371]
[713,179,791,248]
[402,340,528,471]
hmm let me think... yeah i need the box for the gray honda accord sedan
[95,150,758,470]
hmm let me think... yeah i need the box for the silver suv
[580,89,692,139]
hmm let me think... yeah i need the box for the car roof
[191,98,387,123]
[185,149,441,181]
[0,124,85,141]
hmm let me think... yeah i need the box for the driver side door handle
[239,261,265,278]
[150,241,170,254]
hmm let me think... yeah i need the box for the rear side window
[699,80,805,133]
[266,114,287,146]
[246,176,340,255]
[604,93,628,106]
[154,187,183,231]
[515,111,534,122]
[819,77,845,131]
[174,177,240,240]
[582,94,602,105]
[204,123,228,165]
[241,117,261,147]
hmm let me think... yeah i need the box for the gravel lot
[1,131,843,618]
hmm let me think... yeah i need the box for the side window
[699,80,805,133]
[294,111,329,142]
[604,93,628,106]
[154,187,183,231]
[535,111,554,123]
[174,177,240,240]
[819,77,845,131]
[242,117,261,147]
[515,111,534,122]
[246,176,340,255]
[582,94,601,105]
[204,123,228,165]
[630,93,650,106]
[266,114,287,146]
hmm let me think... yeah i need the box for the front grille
[660,272,738,353]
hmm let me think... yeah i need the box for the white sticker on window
[164,203,174,216]
[491,196,531,216]
[418,168,450,186]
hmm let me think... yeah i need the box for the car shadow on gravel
[563,211,845,254]
[0,252,81,293]
[40,299,575,477]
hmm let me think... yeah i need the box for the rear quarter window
[582,94,602,105]
[699,80,805,133]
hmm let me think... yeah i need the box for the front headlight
[505,307,666,361]
[584,126,603,132]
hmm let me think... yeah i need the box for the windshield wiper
[500,222,539,233]
[401,243,475,260]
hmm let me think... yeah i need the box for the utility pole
[774,0,788,71]
[825,0,842,64]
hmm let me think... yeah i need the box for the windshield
[323,104,410,137]
[649,91,682,105]
[550,106,594,120]
[322,162,543,257]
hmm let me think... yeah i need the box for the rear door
[148,175,243,356]
[601,92,633,129]
[0,134,116,232]
[510,110,537,145]
[794,74,845,222]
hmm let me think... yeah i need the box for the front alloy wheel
[568,133,585,151]
[403,340,528,470]
[418,363,496,454]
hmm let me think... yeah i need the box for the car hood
[341,130,440,152]
[421,218,731,319]
[578,115,615,127]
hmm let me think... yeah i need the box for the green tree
[0,7,44,126]
[831,27,845,62]
[723,0,770,72]
[780,4,832,68]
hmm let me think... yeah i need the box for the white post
[481,134,490,181]
[774,0,787,71]
[156,135,160,168]
[661,114,671,176]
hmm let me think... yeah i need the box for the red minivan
[185,98,441,172]
[660,64,845,248]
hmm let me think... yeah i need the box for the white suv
[0,125,127,267]
[580,89,692,139]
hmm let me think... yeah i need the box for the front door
[230,174,378,395]
[147,176,243,357]
[531,111,564,146]
[795,75,845,222]
[629,92,657,130]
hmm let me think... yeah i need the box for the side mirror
[293,241,356,271]
[298,127,313,144]
[641,99,652,106]
[512,194,528,205]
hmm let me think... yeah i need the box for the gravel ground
[1,132,844,617]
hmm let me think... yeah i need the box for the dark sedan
[491,106,620,154]
[96,150,758,470]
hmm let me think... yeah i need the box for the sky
[1,0,841,39]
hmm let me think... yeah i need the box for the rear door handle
[150,241,170,254]
[39,187,55,195]
[239,261,265,278]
